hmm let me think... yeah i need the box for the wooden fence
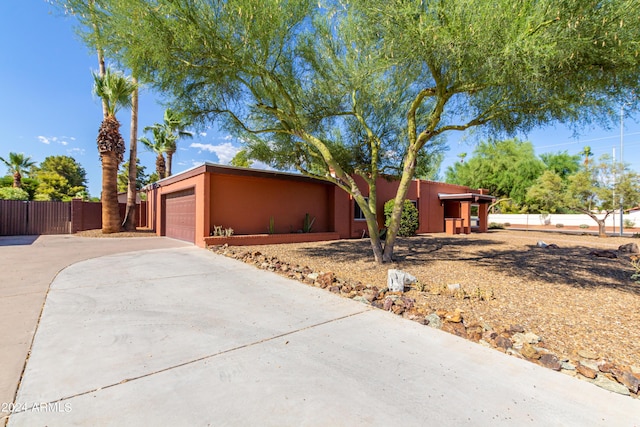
[0,200,71,235]
[0,199,147,236]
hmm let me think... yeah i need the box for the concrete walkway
[0,235,188,426]
[4,245,640,426]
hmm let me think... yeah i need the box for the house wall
[145,164,491,247]
[208,172,333,235]
[417,181,482,233]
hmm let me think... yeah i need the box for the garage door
[164,188,196,243]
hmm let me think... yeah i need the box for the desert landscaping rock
[521,343,541,360]
[577,364,598,379]
[591,375,632,396]
[387,269,416,292]
[539,354,562,371]
[495,336,513,350]
[425,313,442,329]
[441,321,467,338]
[561,360,576,371]
[618,243,639,253]
[512,332,541,348]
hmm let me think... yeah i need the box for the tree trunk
[597,219,607,238]
[13,171,21,188]
[166,151,173,178]
[123,80,139,231]
[101,151,121,233]
[382,148,418,262]
[156,154,166,179]
[362,207,384,263]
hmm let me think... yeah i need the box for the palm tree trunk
[156,154,166,179]
[123,80,139,231]
[101,151,121,233]
[13,171,21,188]
[166,151,173,178]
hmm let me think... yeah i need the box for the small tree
[0,152,36,188]
[527,157,640,237]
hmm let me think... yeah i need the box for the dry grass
[230,230,640,369]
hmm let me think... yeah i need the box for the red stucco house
[143,162,494,246]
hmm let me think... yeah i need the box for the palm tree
[93,68,137,233]
[140,126,169,179]
[145,109,193,177]
[581,146,593,166]
[123,77,139,231]
[0,152,36,188]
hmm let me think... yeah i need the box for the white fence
[488,211,640,228]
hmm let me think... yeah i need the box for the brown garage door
[164,188,196,243]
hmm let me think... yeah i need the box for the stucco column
[478,203,488,233]
[461,201,471,234]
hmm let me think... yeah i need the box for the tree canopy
[527,156,640,235]
[56,0,640,261]
[446,139,545,206]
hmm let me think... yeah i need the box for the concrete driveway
[4,243,640,425]
[0,234,188,426]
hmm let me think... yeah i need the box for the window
[354,197,368,220]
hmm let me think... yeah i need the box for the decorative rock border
[210,244,640,399]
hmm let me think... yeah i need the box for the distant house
[143,163,494,246]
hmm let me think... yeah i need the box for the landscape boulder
[618,243,639,254]
[387,269,417,292]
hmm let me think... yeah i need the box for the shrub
[0,187,29,200]
[579,224,590,229]
[624,218,636,229]
[210,225,234,237]
[488,222,505,229]
[503,222,511,227]
[384,199,419,237]
[555,223,564,228]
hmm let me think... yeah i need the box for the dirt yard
[221,230,640,373]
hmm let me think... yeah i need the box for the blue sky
[1,1,639,197]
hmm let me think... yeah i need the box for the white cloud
[67,147,85,155]
[190,142,240,164]
[223,135,233,141]
[37,135,72,146]
[199,132,207,137]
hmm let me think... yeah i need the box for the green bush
[384,199,419,237]
[555,223,564,228]
[624,219,636,229]
[0,187,29,200]
[503,222,511,227]
[488,222,505,230]
[579,224,589,229]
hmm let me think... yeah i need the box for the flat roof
[438,193,496,203]
[142,162,333,190]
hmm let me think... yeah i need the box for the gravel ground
[228,230,640,370]
[74,229,157,238]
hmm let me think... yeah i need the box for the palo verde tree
[527,156,640,236]
[85,0,640,262]
[86,0,447,262]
